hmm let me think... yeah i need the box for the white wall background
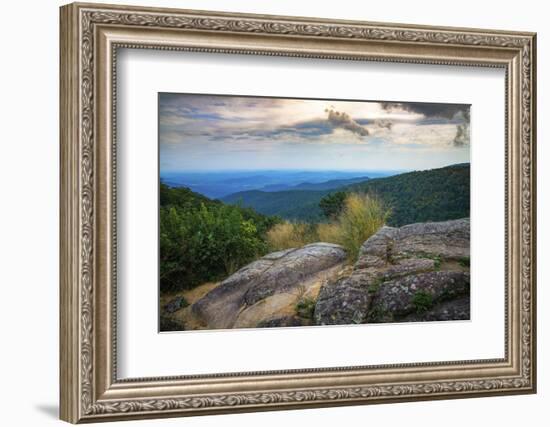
[0,0,546,426]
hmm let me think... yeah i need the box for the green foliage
[424,254,441,270]
[368,277,384,294]
[416,253,442,270]
[458,256,470,267]
[319,191,347,219]
[160,183,213,210]
[161,184,279,235]
[412,291,433,314]
[160,184,279,292]
[295,297,316,319]
[368,283,380,294]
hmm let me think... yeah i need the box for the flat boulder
[191,243,346,329]
[361,218,470,261]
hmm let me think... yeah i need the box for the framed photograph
[60,2,537,423]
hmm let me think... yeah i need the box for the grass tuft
[412,291,433,313]
[295,297,316,319]
[266,193,389,263]
[266,222,317,251]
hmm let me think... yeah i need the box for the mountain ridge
[259,176,371,192]
[222,163,470,226]
[160,170,397,198]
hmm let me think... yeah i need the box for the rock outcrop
[167,218,470,330]
[190,243,347,329]
[314,218,470,325]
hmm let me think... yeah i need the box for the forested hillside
[222,164,470,226]
[221,189,330,221]
[342,163,470,226]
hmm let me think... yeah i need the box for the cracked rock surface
[315,218,470,325]
[181,219,470,330]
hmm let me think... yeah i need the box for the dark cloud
[379,102,469,119]
[453,122,469,146]
[325,107,369,137]
[452,109,470,147]
[380,102,470,147]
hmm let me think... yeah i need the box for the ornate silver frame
[60,2,537,423]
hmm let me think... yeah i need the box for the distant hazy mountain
[222,164,470,225]
[160,170,398,199]
[259,176,371,192]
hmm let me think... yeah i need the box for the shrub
[160,203,268,292]
[159,184,281,293]
[319,191,348,219]
[268,193,389,261]
[336,193,390,262]
[295,297,316,319]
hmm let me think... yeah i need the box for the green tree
[319,191,348,219]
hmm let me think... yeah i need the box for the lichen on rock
[315,218,470,325]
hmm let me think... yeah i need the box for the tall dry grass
[266,193,390,262]
[336,193,390,261]
[316,223,341,245]
[266,222,318,252]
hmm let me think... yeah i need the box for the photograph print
[159,93,471,332]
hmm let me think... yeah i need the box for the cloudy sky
[159,93,470,172]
